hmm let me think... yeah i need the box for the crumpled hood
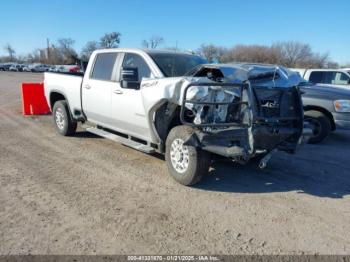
[140,63,305,124]
[141,64,305,114]
[201,63,305,88]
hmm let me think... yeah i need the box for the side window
[335,72,350,85]
[122,53,151,82]
[309,71,323,84]
[91,53,118,81]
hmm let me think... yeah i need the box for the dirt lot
[0,72,350,255]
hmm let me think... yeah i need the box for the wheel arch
[153,101,183,151]
[50,91,66,108]
[304,105,336,131]
[49,91,75,121]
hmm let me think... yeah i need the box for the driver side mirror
[121,67,140,89]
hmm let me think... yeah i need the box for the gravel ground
[0,72,350,255]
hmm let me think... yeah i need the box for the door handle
[83,84,91,89]
[113,89,123,94]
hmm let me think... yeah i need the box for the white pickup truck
[291,68,350,88]
[44,48,306,185]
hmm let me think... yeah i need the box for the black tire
[304,110,331,144]
[165,125,211,186]
[52,100,77,136]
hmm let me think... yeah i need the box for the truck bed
[44,72,83,114]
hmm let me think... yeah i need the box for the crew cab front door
[82,52,119,127]
[111,52,152,141]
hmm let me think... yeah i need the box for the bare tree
[272,41,330,68]
[272,41,311,67]
[142,36,164,49]
[211,41,331,68]
[26,48,49,64]
[81,41,99,61]
[48,45,67,64]
[220,44,279,64]
[197,44,218,63]
[3,44,16,61]
[57,38,78,64]
[325,61,339,69]
[197,44,228,63]
[309,52,331,68]
[100,32,121,48]
[57,38,75,50]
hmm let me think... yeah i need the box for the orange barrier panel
[21,83,51,115]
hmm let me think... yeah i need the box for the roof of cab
[93,48,197,56]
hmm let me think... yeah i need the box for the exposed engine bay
[181,64,304,162]
[185,84,243,125]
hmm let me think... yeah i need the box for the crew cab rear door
[110,52,152,141]
[82,52,119,127]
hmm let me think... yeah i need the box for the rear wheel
[304,110,331,144]
[165,125,211,186]
[53,100,77,136]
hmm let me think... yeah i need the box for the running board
[86,127,155,154]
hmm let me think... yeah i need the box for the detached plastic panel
[21,83,51,115]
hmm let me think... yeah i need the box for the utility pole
[47,38,50,63]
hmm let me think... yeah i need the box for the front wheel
[165,125,211,186]
[53,100,77,136]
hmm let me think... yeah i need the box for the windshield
[148,53,207,77]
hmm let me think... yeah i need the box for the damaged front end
[180,65,304,166]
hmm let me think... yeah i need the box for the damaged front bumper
[180,82,305,161]
[184,127,251,158]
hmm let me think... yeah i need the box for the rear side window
[323,71,349,85]
[91,53,118,81]
[309,71,323,84]
[338,72,350,84]
[323,72,337,84]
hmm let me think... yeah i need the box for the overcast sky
[1,0,349,64]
